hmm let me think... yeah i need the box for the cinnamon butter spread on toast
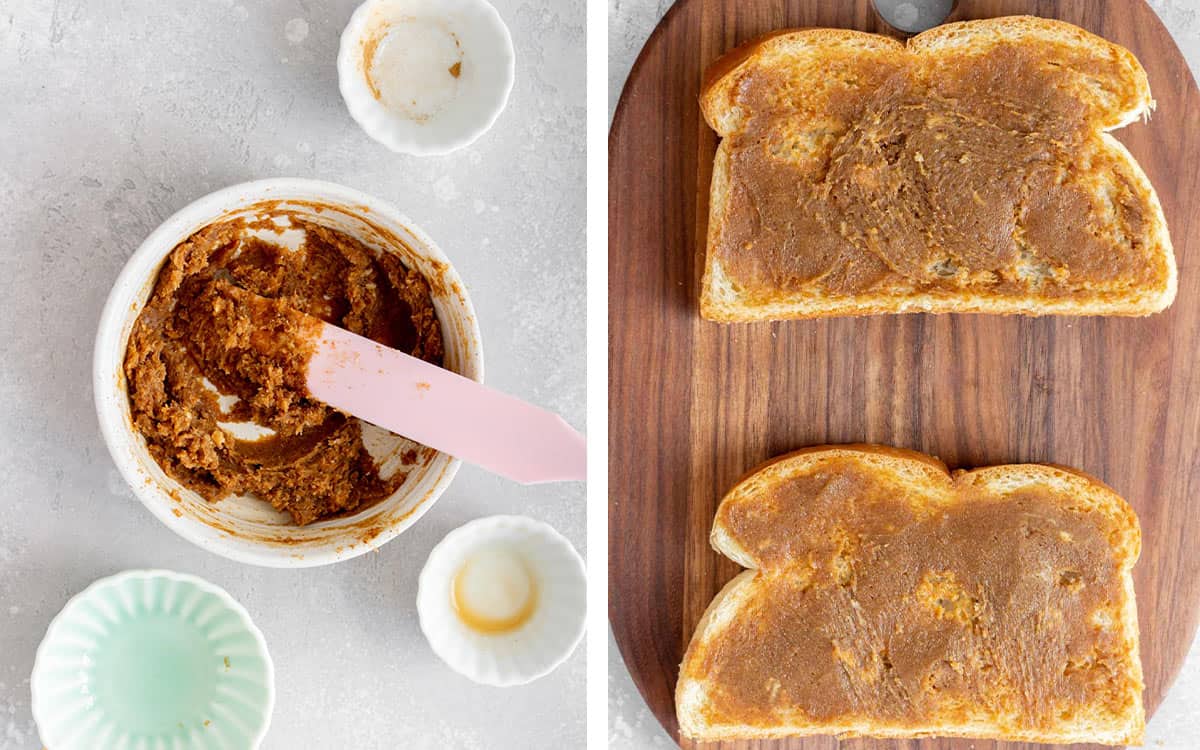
[699,17,1175,320]
[677,446,1144,744]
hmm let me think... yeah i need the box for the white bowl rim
[416,515,587,686]
[336,0,517,156]
[93,177,484,568]
[30,568,276,750]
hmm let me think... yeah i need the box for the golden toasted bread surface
[678,446,1144,744]
[700,17,1174,321]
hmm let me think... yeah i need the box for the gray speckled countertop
[608,0,1200,747]
[0,1,584,748]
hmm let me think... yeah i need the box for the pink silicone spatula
[305,322,585,484]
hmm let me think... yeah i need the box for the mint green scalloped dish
[31,570,274,750]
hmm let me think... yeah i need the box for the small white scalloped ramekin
[417,516,586,686]
[337,0,515,155]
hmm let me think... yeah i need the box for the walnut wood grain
[609,2,1200,749]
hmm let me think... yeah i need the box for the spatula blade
[305,323,585,484]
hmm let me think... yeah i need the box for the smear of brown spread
[716,43,1157,299]
[361,30,385,101]
[124,214,443,525]
[699,458,1138,731]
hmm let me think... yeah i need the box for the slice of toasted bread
[678,445,1144,744]
[700,17,1175,321]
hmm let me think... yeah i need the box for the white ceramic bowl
[94,178,483,567]
[337,0,515,155]
[31,570,274,750]
[417,516,586,686]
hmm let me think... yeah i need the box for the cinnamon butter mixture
[124,215,443,525]
[699,459,1136,730]
[717,42,1159,297]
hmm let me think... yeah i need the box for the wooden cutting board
[608,1,1200,748]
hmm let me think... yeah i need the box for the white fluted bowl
[417,516,586,686]
[338,0,515,155]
